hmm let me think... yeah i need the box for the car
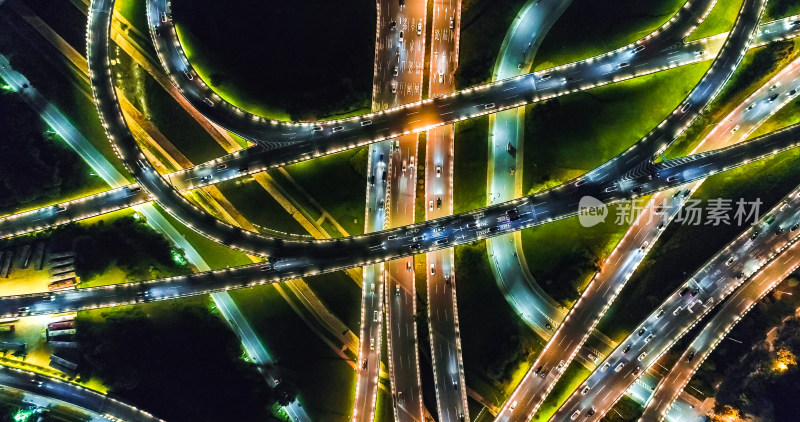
[638,352,647,361]
[574,178,586,187]
[452,379,458,389]
[633,44,646,53]
[746,103,755,111]
[399,0,405,7]
[640,241,649,251]
[484,103,496,110]
[379,199,385,208]
[768,93,779,102]
[679,287,690,297]
[260,264,273,272]
[615,362,625,372]
[556,360,565,372]
[789,89,797,96]
[200,175,212,182]
[791,224,799,231]
[450,18,454,29]
[437,197,442,209]
[736,272,744,280]
[370,338,375,350]
[750,230,760,239]
[128,186,141,193]
[399,31,404,42]
[332,126,344,132]
[396,285,400,296]
[393,66,399,76]
[373,310,379,322]
[436,166,442,177]
[434,226,445,232]
[645,334,654,343]
[370,175,376,186]
[623,345,631,354]
[183,70,193,80]
[601,362,611,371]
[656,309,665,318]
[55,204,67,213]
[388,234,397,240]
[409,243,420,250]
[390,20,397,30]
[774,227,784,236]
[429,200,434,211]
[637,328,646,337]
[770,83,780,90]
[690,288,699,297]
[312,126,323,132]
[406,261,412,271]
[361,120,372,127]
[434,239,448,246]
[666,175,679,183]
[633,366,642,375]
[680,103,691,113]
[686,351,695,362]
[161,12,168,23]
[586,408,596,417]
[18,307,29,313]
[604,185,618,193]
[673,306,682,315]
[731,124,740,133]
[430,264,436,275]
[618,61,630,68]
[534,365,543,375]
[540,73,552,81]
[581,386,590,395]
[370,283,375,294]
[726,256,735,266]
[571,410,581,420]
[216,164,227,171]
[203,98,214,107]
[362,359,368,369]
[510,400,518,410]
[391,82,397,93]
[417,22,422,35]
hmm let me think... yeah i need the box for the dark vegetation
[75,303,289,422]
[710,297,800,421]
[455,0,526,88]
[173,0,374,120]
[70,216,191,281]
[0,92,95,214]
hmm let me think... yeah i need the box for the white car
[509,400,518,410]
[571,410,581,420]
[436,166,442,177]
[731,124,740,133]
[429,200,434,211]
[417,22,422,35]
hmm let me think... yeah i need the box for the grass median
[229,283,356,422]
[171,0,374,121]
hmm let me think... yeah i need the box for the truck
[48,278,76,291]
[47,321,74,331]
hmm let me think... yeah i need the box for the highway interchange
[3,0,800,420]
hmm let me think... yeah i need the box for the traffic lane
[354,265,384,422]
[3,124,800,318]
[0,186,148,239]
[642,239,800,421]
[555,189,800,421]
[503,49,800,419]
